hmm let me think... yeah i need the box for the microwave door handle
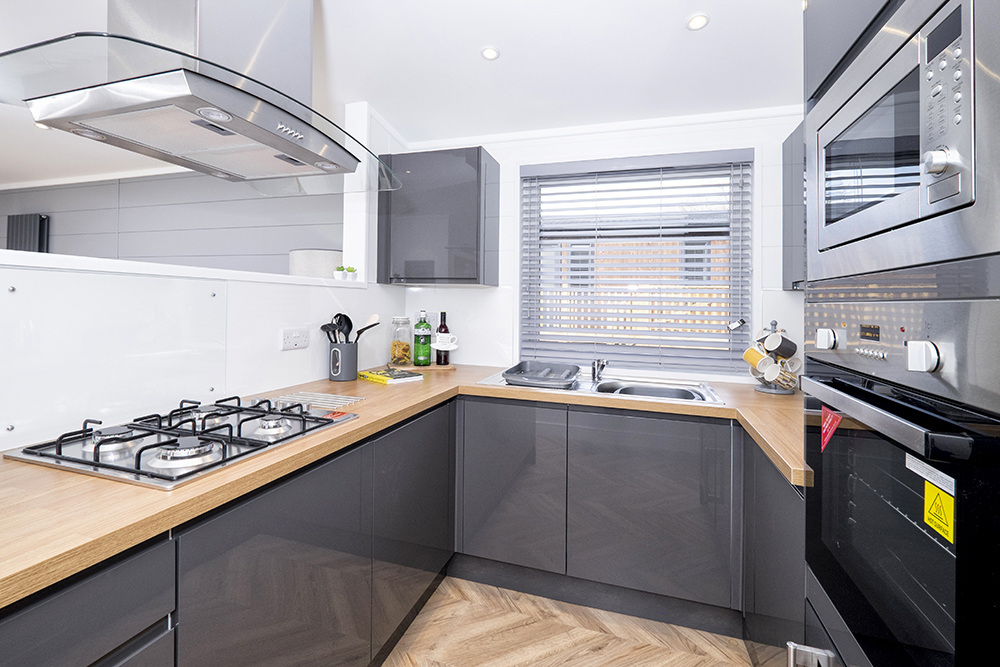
[802,376,930,457]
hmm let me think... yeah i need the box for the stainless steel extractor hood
[0,0,398,188]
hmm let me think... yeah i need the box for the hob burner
[187,406,228,429]
[147,437,222,470]
[254,415,292,436]
[82,426,141,453]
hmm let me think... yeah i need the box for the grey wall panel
[0,181,119,214]
[118,172,339,208]
[0,174,344,274]
[118,194,345,232]
[46,209,118,236]
[117,223,342,258]
[48,233,119,258]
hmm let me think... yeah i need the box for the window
[520,150,752,373]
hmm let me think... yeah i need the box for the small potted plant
[334,265,346,280]
[345,266,358,281]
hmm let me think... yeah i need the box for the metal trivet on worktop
[277,392,364,410]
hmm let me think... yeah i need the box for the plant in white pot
[345,266,358,281]
[334,265,346,280]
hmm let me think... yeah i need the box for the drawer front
[0,538,174,667]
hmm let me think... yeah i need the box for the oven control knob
[816,328,838,350]
[906,340,941,372]
[923,150,952,174]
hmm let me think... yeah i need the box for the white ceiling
[0,0,803,188]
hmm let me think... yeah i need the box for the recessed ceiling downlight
[481,47,500,61]
[71,128,106,140]
[687,13,710,30]
[34,122,50,130]
[196,107,233,123]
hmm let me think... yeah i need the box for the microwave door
[816,37,922,251]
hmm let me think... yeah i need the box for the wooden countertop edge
[0,368,807,609]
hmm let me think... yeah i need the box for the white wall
[398,106,806,377]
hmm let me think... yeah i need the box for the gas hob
[3,394,361,490]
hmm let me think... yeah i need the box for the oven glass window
[824,68,921,225]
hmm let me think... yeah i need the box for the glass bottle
[390,316,412,365]
[436,311,450,366]
[414,310,432,366]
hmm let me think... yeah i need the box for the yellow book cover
[357,368,424,385]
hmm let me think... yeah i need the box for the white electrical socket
[280,328,310,351]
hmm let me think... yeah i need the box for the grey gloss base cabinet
[460,398,567,574]
[175,402,454,667]
[741,427,806,648]
[567,408,736,608]
[458,399,738,610]
[0,538,175,667]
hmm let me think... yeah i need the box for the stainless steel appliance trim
[800,376,928,455]
[805,0,998,281]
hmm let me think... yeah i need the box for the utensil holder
[754,320,796,395]
[329,343,358,382]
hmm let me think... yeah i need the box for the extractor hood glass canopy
[0,32,401,193]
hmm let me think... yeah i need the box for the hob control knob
[923,150,951,174]
[816,328,838,350]
[906,340,941,372]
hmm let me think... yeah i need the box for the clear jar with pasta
[390,316,412,365]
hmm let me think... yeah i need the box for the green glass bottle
[414,310,432,366]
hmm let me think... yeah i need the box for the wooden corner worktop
[0,365,807,610]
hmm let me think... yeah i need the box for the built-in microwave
[806,0,1000,281]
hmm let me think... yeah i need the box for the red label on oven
[820,406,842,452]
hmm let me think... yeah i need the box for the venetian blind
[520,158,752,373]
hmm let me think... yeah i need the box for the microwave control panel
[920,3,973,210]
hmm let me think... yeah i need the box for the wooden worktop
[0,365,806,610]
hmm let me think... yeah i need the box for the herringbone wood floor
[383,577,756,667]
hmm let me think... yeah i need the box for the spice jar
[390,316,412,365]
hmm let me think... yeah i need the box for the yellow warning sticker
[924,480,955,543]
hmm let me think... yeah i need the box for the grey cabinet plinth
[176,445,372,667]
[0,538,174,667]
[372,403,455,656]
[377,146,499,285]
[462,398,567,574]
[743,428,805,646]
[567,408,734,607]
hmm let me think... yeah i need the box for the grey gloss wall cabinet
[372,403,455,657]
[377,147,500,285]
[742,428,805,647]
[461,398,567,574]
[567,408,734,608]
[176,445,372,667]
[0,538,175,667]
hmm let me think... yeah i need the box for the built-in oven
[806,0,1000,281]
[799,280,1000,667]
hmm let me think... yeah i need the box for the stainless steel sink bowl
[594,380,706,401]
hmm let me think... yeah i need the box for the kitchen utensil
[354,314,380,342]
[320,322,337,344]
[340,313,354,344]
[332,313,346,343]
[329,343,358,381]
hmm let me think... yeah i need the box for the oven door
[802,374,971,667]
[812,0,973,253]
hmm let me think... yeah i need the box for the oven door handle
[801,376,973,460]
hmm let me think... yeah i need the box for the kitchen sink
[593,380,708,401]
[478,371,723,405]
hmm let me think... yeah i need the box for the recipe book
[357,367,424,385]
